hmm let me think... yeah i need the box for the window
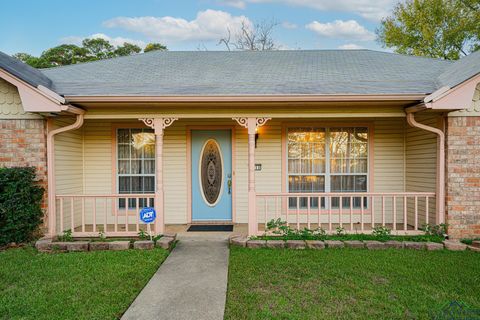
[287,126,369,209]
[117,128,155,208]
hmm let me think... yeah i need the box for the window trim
[282,122,374,196]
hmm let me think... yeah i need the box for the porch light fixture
[255,127,259,148]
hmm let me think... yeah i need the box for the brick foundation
[0,119,48,222]
[446,116,480,239]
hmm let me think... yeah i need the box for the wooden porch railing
[55,194,155,237]
[256,192,436,235]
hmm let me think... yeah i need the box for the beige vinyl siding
[405,114,439,226]
[61,116,415,225]
[53,118,83,231]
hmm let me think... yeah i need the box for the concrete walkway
[121,233,230,320]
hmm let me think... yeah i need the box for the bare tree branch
[218,19,279,51]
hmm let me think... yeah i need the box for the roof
[437,49,480,88]
[0,51,53,90]
[1,49,479,98]
[40,50,454,97]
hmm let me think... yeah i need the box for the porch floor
[72,223,419,236]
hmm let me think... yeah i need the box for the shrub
[0,167,44,246]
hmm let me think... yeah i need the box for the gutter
[47,112,85,236]
[405,111,445,225]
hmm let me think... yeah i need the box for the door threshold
[190,221,233,225]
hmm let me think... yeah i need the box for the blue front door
[192,130,232,221]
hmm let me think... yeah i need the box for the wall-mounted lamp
[255,127,259,148]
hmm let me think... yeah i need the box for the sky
[0,0,398,56]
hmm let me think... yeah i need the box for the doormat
[187,225,234,232]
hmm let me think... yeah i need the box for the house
[0,49,479,239]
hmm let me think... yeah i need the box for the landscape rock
[443,240,467,251]
[35,239,52,252]
[471,241,480,249]
[404,242,426,250]
[230,237,248,247]
[134,240,154,250]
[50,242,69,252]
[286,240,306,249]
[246,240,266,248]
[266,240,285,248]
[344,240,364,249]
[163,233,177,240]
[89,242,110,251]
[425,242,444,251]
[384,241,403,249]
[467,245,480,252]
[305,240,325,249]
[364,241,386,250]
[66,241,89,252]
[109,241,130,251]
[325,240,344,249]
[156,237,175,250]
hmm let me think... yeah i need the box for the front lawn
[0,247,168,320]
[225,247,480,319]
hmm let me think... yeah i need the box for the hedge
[0,167,44,246]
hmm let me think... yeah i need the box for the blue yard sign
[140,207,156,224]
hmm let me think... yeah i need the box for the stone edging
[229,235,476,252]
[35,233,177,253]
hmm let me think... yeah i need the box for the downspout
[405,111,445,225]
[47,112,85,236]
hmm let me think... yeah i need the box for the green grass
[225,247,480,320]
[0,246,168,320]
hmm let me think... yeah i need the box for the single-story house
[0,49,479,238]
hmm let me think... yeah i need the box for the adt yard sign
[140,207,156,224]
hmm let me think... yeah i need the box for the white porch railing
[55,194,155,237]
[256,192,436,234]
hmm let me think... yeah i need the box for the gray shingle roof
[0,51,53,89]
[437,49,480,88]
[40,50,454,97]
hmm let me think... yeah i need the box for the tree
[144,43,168,52]
[13,37,162,68]
[115,43,142,56]
[376,0,480,60]
[219,19,279,51]
[82,38,115,60]
[40,44,91,67]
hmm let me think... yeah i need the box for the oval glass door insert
[200,139,223,205]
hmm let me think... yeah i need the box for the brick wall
[0,119,48,218]
[446,116,480,239]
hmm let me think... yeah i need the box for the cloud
[62,33,146,48]
[306,20,375,41]
[103,10,251,42]
[217,0,246,9]
[246,0,395,21]
[281,21,298,29]
[338,43,364,50]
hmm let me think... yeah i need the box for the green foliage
[138,230,149,240]
[335,226,345,236]
[262,219,443,243]
[376,0,480,60]
[372,226,391,241]
[144,43,168,53]
[12,38,168,69]
[57,229,73,242]
[0,167,44,246]
[421,223,448,237]
[98,228,106,241]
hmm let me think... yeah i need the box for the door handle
[227,174,232,194]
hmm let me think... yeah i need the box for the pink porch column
[233,117,271,236]
[140,118,177,235]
